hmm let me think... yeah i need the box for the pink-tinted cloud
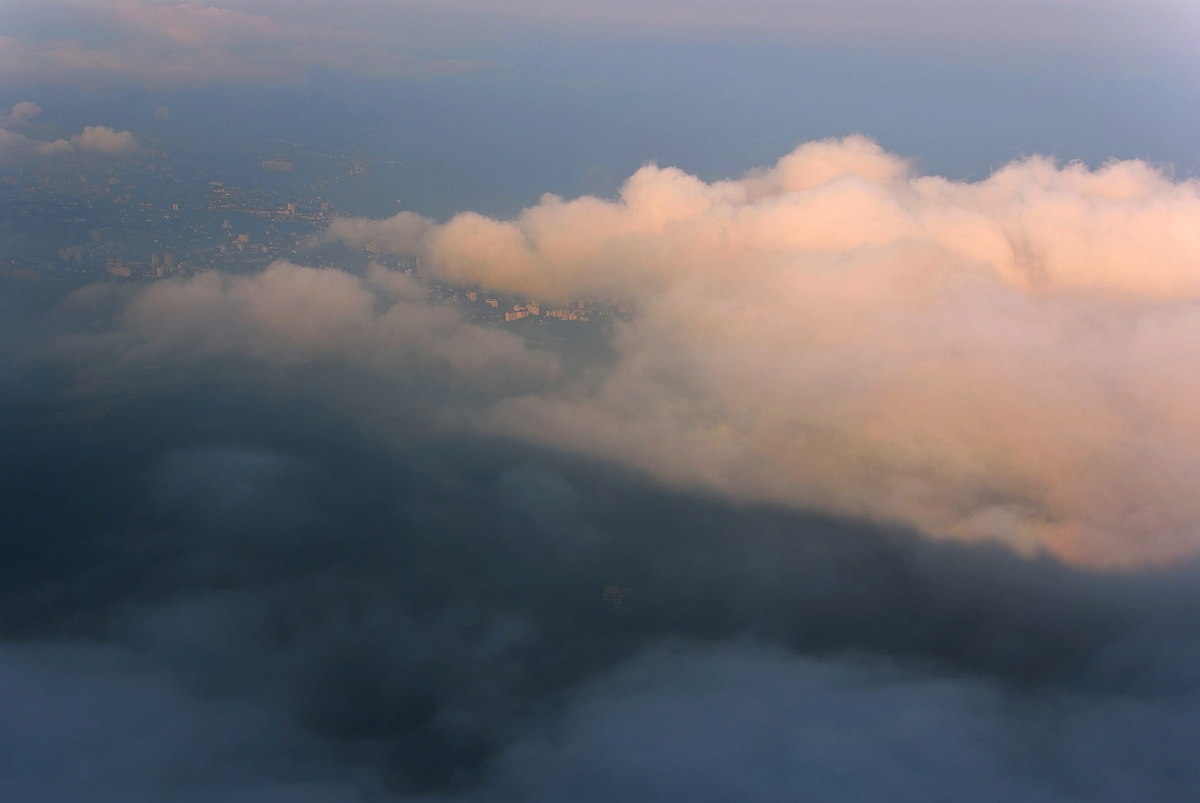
[0,1,486,86]
[331,137,1200,568]
[69,260,557,381]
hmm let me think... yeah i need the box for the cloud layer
[2,373,1199,800]
[330,136,1200,567]
[6,177,1200,797]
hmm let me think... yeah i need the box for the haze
[2,2,1199,800]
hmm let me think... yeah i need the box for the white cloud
[330,137,1200,568]
[70,125,136,154]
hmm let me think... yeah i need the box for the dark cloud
[1,335,1198,800]
[464,641,1200,803]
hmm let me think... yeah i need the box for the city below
[0,141,631,328]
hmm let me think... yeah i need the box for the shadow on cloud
[4,135,1200,797]
[1,320,1199,800]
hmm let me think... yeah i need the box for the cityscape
[1,138,632,327]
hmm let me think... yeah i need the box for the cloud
[329,136,1200,568]
[63,260,556,394]
[2,0,1194,88]
[69,124,136,154]
[0,642,376,802]
[0,100,40,126]
[0,101,136,162]
[2,367,1200,800]
[459,641,1200,803]
[12,144,1198,792]
[0,127,74,163]
[10,253,1200,798]
[0,1,486,87]
[0,129,37,163]
[107,0,279,48]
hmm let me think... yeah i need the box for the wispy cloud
[2,1,1194,87]
[0,1,488,87]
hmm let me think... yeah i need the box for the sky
[2,1,1200,800]
[2,0,1198,215]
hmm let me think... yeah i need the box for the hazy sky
[2,0,1198,215]
[3,2,1200,801]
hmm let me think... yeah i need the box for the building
[261,160,294,172]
